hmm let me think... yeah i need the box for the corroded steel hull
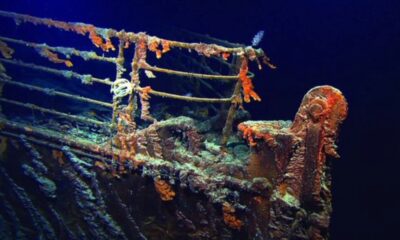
[0,86,347,240]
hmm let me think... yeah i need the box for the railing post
[221,56,243,149]
[126,37,144,120]
[111,39,126,127]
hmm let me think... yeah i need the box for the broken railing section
[0,10,275,146]
[238,86,348,239]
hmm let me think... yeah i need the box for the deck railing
[0,10,274,146]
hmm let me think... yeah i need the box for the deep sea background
[0,0,399,239]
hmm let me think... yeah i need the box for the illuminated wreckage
[0,10,347,240]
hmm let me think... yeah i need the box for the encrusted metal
[0,10,347,240]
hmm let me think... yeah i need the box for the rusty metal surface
[0,10,348,240]
[0,85,347,239]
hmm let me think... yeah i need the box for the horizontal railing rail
[0,9,274,147]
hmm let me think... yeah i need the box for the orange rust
[139,86,154,121]
[154,179,176,201]
[238,124,257,147]
[239,57,261,103]
[17,15,85,34]
[278,183,288,196]
[237,123,278,148]
[148,38,171,58]
[148,38,162,59]
[222,202,243,230]
[88,27,115,52]
[221,52,230,61]
[135,36,148,64]
[280,86,348,201]
[18,15,115,52]
[102,39,115,52]
[140,86,152,100]
[112,110,138,175]
[9,12,275,64]
[37,48,73,67]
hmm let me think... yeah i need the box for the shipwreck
[0,10,347,240]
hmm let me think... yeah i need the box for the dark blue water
[1,1,399,239]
